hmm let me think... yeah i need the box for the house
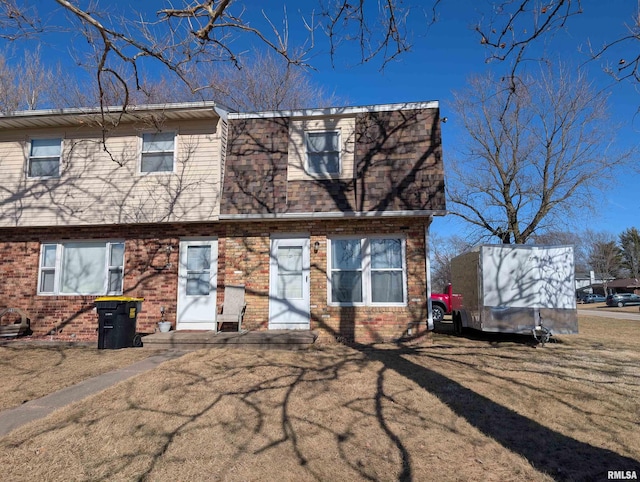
[598,278,640,296]
[575,271,616,297]
[0,101,446,343]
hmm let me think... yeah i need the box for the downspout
[425,221,434,331]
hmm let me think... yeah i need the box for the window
[141,132,175,173]
[329,237,406,305]
[185,245,211,296]
[29,138,61,177]
[306,131,340,175]
[38,241,125,295]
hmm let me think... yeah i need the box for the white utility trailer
[451,245,578,342]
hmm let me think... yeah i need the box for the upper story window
[29,138,61,178]
[141,132,175,173]
[306,131,340,175]
[38,241,125,295]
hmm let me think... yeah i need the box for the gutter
[219,210,448,221]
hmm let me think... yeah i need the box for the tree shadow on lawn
[433,321,566,346]
[1,342,638,482]
[361,342,640,481]
[140,341,639,481]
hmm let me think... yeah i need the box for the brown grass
[577,301,640,313]
[0,316,639,481]
[0,345,155,411]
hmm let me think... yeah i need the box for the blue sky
[3,1,638,240]
[280,0,639,242]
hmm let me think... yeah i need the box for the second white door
[268,236,310,329]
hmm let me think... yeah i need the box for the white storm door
[177,238,218,330]
[269,236,310,330]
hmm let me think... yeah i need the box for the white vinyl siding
[328,236,407,306]
[141,132,175,173]
[28,138,61,178]
[38,241,125,295]
[0,121,222,227]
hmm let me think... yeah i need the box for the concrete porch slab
[141,329,318,351]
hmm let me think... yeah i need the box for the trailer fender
[453,310,472,335]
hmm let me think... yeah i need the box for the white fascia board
[228,101,440,120]
[219,210,448,221]
[1,101,222,119]
[0,101,229,130]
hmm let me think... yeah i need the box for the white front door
[269,236,310,330]
[177,238,218,330]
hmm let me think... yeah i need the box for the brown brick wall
[288,108,445,213]
[0,218,429,343]
[0,223,224,337]
[354,109,445,212]
[224,108,445,216]
[219,217,430,343]
[222,117,290,215]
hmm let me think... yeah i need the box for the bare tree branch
[475,0,583,63]
[447,62,630,244]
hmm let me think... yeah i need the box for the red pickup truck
[430,284,461,323]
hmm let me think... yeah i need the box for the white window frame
[28,138,62,178]
[327,235,407,307]
[139,131,177,174]
[305,130,341,175]
[37,240,125,296]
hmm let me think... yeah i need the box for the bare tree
[0,49,56,112]
[530,230,589,272]
[0,1,638,112]
[619,227,640,279]
[475,1,640,87]
[587,231,623,292]
[475,1,584,68]
[0,1,413,111]
[0,48,91,111]
[430,233,473,292]
[100,51,340,111]
[0,54,20,112]
[447,63,626,244]
[196,51,340,111]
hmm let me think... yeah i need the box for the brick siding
[0,217,429,343]
[221,117,290,215]
[224,108,446,216]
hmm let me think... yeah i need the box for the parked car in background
[605,293,640,307]
[583,294,606,303]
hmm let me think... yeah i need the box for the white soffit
[0,101,225,130]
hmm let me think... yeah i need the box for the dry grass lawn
[577,301,640,313]
[0,316,639,481]
[0,344,155,411]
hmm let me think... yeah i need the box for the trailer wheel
[432,305,445,323]
[453,312,463,335]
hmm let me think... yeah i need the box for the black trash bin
[95,297,144,349]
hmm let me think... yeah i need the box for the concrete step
[141,329,318,351]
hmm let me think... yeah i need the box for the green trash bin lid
[95,296,144,302]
